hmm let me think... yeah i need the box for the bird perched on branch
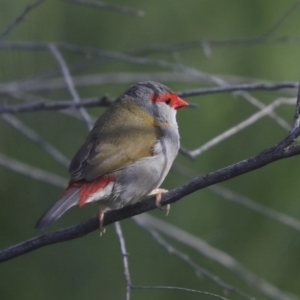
[35,81,188,233]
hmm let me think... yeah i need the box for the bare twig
[0,0,44,40]
[174,162,300,233]
[235,91,290,130]
[179,77,296,133]
[1,137,300,263]
[65,0,144,16]
[6,92,90,121]
[1,75,297,96]
[131,285,229,300]
[48,44,94,130]
[1,114,70,167]
[189,98,296,158]
[136,215,297,300]
[178,82,298,97]
[0,82,298,114]
[0,40,298,105]
[2,36,300,59]
[0,41,226,85]
[0,97,113,114]
[211,185,300,231]
[131,36,300,56]
[0,153,66,188]
[261,0,300,37]
[114,222,132,300]
[0,72,203,94]
[138,226,256,300]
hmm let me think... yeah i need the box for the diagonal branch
[0,153,67,188]
[136,214,296,300]
[131,285,229,300]
[0,97,113,114]
[1,114,70,167]
[0,0,44,40]
[261,0,300,37]
[189,97,295,158]
[1,135,300,263]
[115,222,132,300]
[65,0,144,16]
[0,82,298,114]
[1,84,300,266]
[48,44,94,130]
[136,224,256,300]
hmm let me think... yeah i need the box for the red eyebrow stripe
[150,92,188,110]
[150,92,175,102]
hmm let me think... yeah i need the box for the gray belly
[109,132,179,209]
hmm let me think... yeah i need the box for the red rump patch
[150,92,188,109]
[63,176,115,207]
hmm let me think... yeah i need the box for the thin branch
[0,74,297,96]
[174,162,300,233]
[0,97,113,114]
[0,0,44,40]
[291,81,300,130]
[235,91,290,131]
[131,285,229,300]
[114,222,132,300]
[6,92,90,121]
[0,72,205,95]
[65,0,144,17]
[1,114,70,167]
[48,44,94,130]
[261,0,300,37]
[137,225,256,300]
[0,41,226,85]
[136,215,297,300]
[0,40,299,99]
[131,36,300,56]
[0,82,298,114]
[178,82,298,97]
[189,98,295,158]
[211,185,300,231]
[2,36,300,59]
[179,75,296,134]
[0,153,66,188]
[1,86,300,300]
[1,142,300,263]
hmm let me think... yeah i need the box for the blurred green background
[1,0,300,299]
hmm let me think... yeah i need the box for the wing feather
[69,98,161,181]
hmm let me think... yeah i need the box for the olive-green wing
[69,100,161,181]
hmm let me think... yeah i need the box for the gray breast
[111,125,180,209]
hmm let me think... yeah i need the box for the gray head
[122,81,187,123]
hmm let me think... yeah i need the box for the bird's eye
[165,98,171,105]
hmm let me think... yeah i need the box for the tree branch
[114,222,132,300]
[49,44,94,130]
[0,0,44,40]
[1,84,299,264]
[1,136,300,263]
[0,97,113,114]
[137,224,255,300]
[188,98,295,158]
[0,82,297,114]
[65,0,144,17]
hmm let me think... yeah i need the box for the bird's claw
[97,207,110,236]
[148,188,170,216]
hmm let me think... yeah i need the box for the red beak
[174,96,188,110]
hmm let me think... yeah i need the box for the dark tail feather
[35,188,80,229]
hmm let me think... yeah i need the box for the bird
[35,81,188,233]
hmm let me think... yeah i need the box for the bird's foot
[148,188,170,216]
[97,207,111,236]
